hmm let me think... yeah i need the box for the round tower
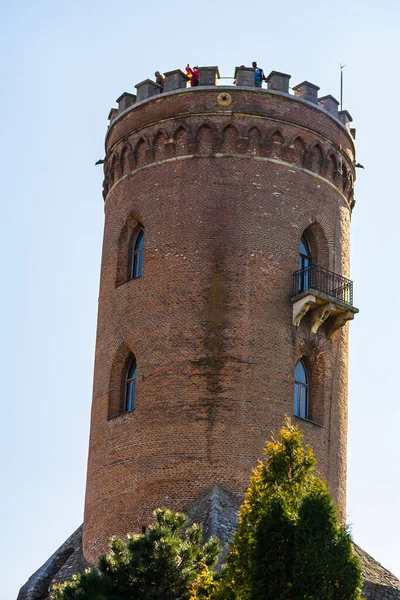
[83,66,357,562]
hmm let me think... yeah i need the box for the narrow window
[298,236,312,293]
[131,228,145,279]
[294,360,308,419]
[125,357,137,412]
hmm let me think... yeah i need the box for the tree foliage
[52,421,362,600]
[51,508,221,600]
[218,420,362,600]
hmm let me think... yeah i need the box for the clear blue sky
[1,1,399,598]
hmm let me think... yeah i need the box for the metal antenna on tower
[340,63,346,111]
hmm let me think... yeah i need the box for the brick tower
[18,66,400,600]
[82,66,358,562]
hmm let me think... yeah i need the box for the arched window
[125,357,137,412]
[294,360,308,419]
[131,227,145,279]
[298,236,312,292]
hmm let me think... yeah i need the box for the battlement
[108,65,354,135]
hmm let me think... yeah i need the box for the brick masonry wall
[83,86,356,562]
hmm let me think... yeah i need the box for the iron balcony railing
[292,264,354,306]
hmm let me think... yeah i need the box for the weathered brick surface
[83,85,356,562]
[18,82,400,600]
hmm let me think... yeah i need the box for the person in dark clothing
[252,61,266,88]
[186,65,200,87]
[155,71,164,92]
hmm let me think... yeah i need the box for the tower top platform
[107,65,355,145]
[103,65,356,211]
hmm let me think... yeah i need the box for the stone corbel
[327,310,354,339]
[293,295,317,327]
[310,302,336,334]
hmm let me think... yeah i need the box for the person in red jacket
[186,65,200,87]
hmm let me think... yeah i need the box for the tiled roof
[354,543,400,599]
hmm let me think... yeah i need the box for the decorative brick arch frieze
[247,126,262,156]
[283,135,306,166]
[269,129,285,160]
[173,121,192,136]
[342,163,351,195]
[120,143,132,174]
[109,151,119,187]
[134,136,150,168]
[172,123,191,156]
[195,122,216,154]
[150,128,171,146]
[326,150,340,186]
[221,124,239,154]
[104,121,354,202]
[311,143,324,175]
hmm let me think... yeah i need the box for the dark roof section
[186,484,239,566]
[17,525,89,600]
[354,543,400,599]
[186,484,239,545]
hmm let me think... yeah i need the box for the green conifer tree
[218,420,362,600]
[51,508,221,600]
[292,487,362,600]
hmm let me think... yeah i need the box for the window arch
[298,236,312,293]
[125,356,137,412]
[131,227,145,279]
[294,360,308,419]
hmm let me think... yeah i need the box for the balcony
[292,265,358,337]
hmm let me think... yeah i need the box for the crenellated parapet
[103,74,356,208]
[103,66,356,207]
[109,67,353,125]
[108,66,355,134]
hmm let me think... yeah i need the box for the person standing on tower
[186,65,200,87]
[252,61,266,88]
[154,71,164,92]
[193,66,200,86]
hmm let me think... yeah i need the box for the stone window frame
[293,351,325,427]
[125,355,137,412]
[300,222,330,271]
[294,359,309,419]
[115,217,145,287]
[108,347,139,418]
[130,226,145,280]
